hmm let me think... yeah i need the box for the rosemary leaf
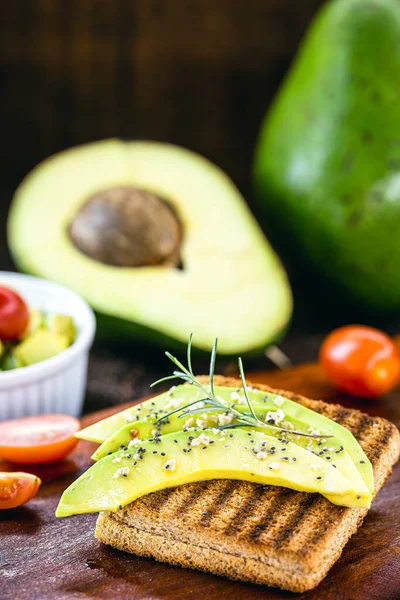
[177,406,224,418]
[187,332,193,376]
[238,357,258,421]
[165,352,192,378]
[150,374,181,388]
[156,399,209,423]
[209,337,218,397]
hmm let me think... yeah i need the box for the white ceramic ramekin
[0,272,96,420]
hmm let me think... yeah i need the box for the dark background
[0,0,323,190]
[2,0,397,413]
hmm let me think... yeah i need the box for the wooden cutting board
[1,362,399,600]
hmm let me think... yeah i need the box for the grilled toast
[95,376,400,593]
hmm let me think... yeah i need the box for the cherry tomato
[320,325,400,398]
[0,472,41,509]
[0,286,29,340]
[0,414,80,464]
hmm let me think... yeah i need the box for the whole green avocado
[254,0,400,311]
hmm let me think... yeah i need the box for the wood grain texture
[1,363,399,599]
[0,0,323,193]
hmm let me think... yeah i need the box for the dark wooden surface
[1,362,399,600]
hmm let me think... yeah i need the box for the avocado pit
[68,187,182,268]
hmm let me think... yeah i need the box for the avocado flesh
[8,139,292,355]
[91,402,371,507]
[14,330,70,366]
[56,429,358,517]
[254,0,400,311]
[21,309,44,338]
[79,384,373,495]
[46,314,76,344]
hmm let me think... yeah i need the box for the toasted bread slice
[95,376,400,593]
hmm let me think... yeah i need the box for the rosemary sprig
[151,335,332,440]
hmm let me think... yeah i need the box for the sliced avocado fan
[63,337,374,513]
[8,139,292,355]
[79,383,373,498]
[56,429,357,518]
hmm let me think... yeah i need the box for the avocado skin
[254,0,400,312]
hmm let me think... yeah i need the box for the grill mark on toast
[315,405,333,418]
[367,423,394,465]
[246,487,293,541]
[142,487,175,511]
[299,502,347,555]
[170,482,208,517]
[223,484,266,536]
[200,480,238,527]
[331,406,351,425]
[272,493,318,550]
[353,414,374,441]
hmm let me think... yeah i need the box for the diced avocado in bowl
[1,310,77,370]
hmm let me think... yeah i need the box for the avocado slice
[254,0,400,311]
[75,386,198,443]
[79,383,373,495]
[56,429,357,517]
[91,397,371,507]
[8,139,292,355]
[14,330,70,366]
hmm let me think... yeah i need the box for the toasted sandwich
[95,376,400,593]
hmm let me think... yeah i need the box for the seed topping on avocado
[310,464,324,472]
[113,467,130,478]
[191,433,210,447]
[163,459,177,472]
[218,414,233,426]
[269,462,280,471]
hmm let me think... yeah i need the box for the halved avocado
[8,139,292,355]
[56,429,356,517]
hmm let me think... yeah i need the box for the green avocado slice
[56,429,357,518]
[79,384,373,495]
[75,387,178,443]
[91,405,371,507]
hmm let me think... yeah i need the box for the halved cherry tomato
[0,472,41,509]
[0,286,29,340]
[0,414,80,464]
[320,325,400,398]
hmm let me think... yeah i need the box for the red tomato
[0,472,41,509]
[320,325,400,398]
[0,414,80,464]
[0,286,29,340]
